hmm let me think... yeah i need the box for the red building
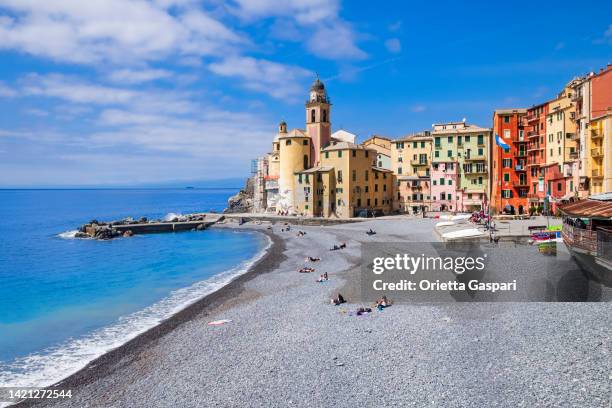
[526,102,548,212]
[491,109,528,214]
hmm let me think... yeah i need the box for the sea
[0,188,269,389]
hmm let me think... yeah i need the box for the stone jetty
[75,213,224,240]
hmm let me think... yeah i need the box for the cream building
[391,132,432,213]
[362,135,392,170]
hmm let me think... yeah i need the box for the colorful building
[491,109,528,214]
[362,135,392,170]
[391,133,432,213]
[588,65,612,194]
[526,102,548,211]
[431,121,492,212]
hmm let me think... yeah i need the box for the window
[338,150,342,158]
[365,170,369,181]
[413,142,417,148]
[302,140,308,145]
[325,152,329,159]
[478,176,483,184]
[449,179,452,185]
[502,158,512,168]
[504,115,510,123]
[441,192,446,200]
[310,109,315,123]
[398,157,403,162]
[286,139,292,146]
[352,170,356,181]
[570,180,574,191]
[337,170,343,183]
[433,180,437,185]
[298,174,302,183]
[322,109,327,122]
[303,155,308,169]
[374,198,378,206]
[504,173,510,182]
[434,137,441,147]
[448,136,453,144]
[435,151,440,158]
[478,148,483,156]
[458,136,462,146]
[447,150,452,157]
[397,167,402,174]
[352,150,356,157]
[477,135,484,145]
[421,141,425,148]
[383,184,387,192]
[557,182,562,191]
[440,178,445,185]
[503,129,511,139]
[465,135,470,142]
[365,186,369,193]
[396,142,404,149]
[375,184,378,192]
[367,199,371,206]
[365,151,369,158]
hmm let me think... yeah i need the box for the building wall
[277,136,311,212]
[526,104,548,207]
[430,162,458,211]
[589,115,612,194]
[491,111,528,214]
[591,66,612,121]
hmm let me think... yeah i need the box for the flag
[495,134,510,150]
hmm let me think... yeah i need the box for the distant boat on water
[185,186,195,189]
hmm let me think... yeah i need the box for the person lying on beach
[299,267,315,273]
[366,229,377,235]
[356,307,372,316]
[331,293,345,305]
[297,230,307,237]
[330,245,340,251]
[316,272,328,282]
[340,242,346,249]
[306,256,321,262]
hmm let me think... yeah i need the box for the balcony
[527,145,542,152]
[591,129,603,140]
[569,151,579,160]
[515,165,526,171]
[410,184,423,190]
[566,132,576,140]
[515,182,529,188]
[434,144,442,149]
[464,155,486,162]
[411,159,428,166]
[592,169,603,178]
[464,168,488,175]
[591,148,603,158]
[527,131,541,138]
[525,114,538,122]
[515,151,527,158]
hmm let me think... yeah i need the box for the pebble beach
[22,218,611,408]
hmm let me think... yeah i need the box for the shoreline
[18,227,286,407]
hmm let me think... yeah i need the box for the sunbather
[316,272,328,282]
[331,293,345,305]
[306,256,321,262]
[299,267,315,273]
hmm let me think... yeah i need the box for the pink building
[430,162,459,212]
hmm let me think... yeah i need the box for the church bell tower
[305,77,331,166]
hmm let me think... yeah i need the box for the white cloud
[24,107,49,117]
[385,38,401,54]
[231,0,366,61]
[230,0,339,24]
[306,23,367,60]
[388,21,401,32]
[108,68,173,84]
[209,56,312,99]
[0,0,244,64]
[0,80,17,97]
[410,105,426,113]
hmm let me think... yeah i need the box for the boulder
[123,230,134,237]
[224,176,255,214]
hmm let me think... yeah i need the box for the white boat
[442,228,484,240]
[436,221,455,227]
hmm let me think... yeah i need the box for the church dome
[310,78,325,91]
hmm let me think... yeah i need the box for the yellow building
[256,78,394,218]
[390,133,432,213]
[588,113,612,194]
[362,135,392,169]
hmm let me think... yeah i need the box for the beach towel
[208,319,232,326]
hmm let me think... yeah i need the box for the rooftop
[494,108,527,115]
[322,141,373,152]
[559,195,612,219]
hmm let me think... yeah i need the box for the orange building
[491,109,528,214]
[526,102,548,211]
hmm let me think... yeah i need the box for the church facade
[252,78,393,218]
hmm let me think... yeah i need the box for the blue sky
[0,0,610,186]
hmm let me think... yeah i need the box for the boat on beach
[559,193,612,286]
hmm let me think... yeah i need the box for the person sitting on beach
[339,242,346,249]
[306,256,321,262]
[330,245,339,251]
[331,293,345,305]
[376,295,392,310]
[366,229,376,235]
[316,272,328,282]
[299,267,315,273]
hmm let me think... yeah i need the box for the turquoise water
[0,189,268,387]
